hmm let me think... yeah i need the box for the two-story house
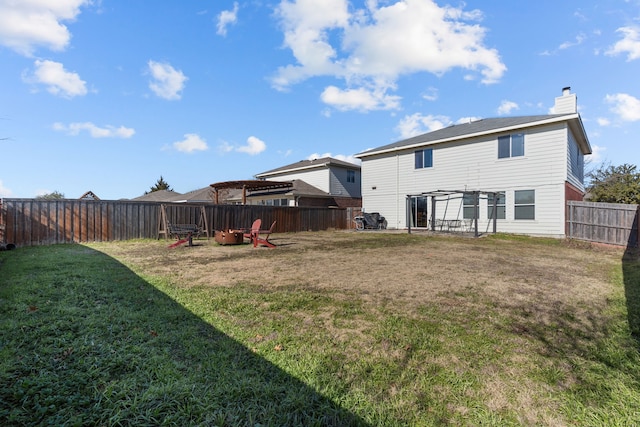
[355,88,592,237]
[251,157,362,208]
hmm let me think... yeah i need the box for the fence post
[637,205,640,248]
[568,201,573,239]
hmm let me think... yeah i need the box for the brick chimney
[553,86,577,114]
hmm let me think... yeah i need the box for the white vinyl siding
[360,122,570,236]
[329,168,361,197]
[567,130,585,191]
[361,154,403,228]
[264,169,329,193]
[260,165,361,197]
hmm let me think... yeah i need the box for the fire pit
[214,229,244,245]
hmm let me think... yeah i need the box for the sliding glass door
[410,196,429,228]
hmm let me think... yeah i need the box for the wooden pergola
[209,180,293,205]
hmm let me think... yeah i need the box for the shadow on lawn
[623,225,640,347]
[0,245,367,426]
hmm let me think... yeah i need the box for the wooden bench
[168,223,201,246]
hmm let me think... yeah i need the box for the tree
[36,191,65,199]
[587,163,640,204]
[145,176,173,194]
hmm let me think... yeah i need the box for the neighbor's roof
[210,180,294,191]
[357,114,591,158]
[174,187,215,203]
[287,179,331,197]
[79,190,100,200]
[255,156,360,178]
[225,179,331,201]
[131,189,184,202]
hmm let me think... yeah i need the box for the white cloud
[541,32,587,56]
[320,85,400,111]
[395,113,452,139]
[422,87,438,101]
[497,100,519,115]
[217,137,267,155]
[237,136,267,155]
[173,133,208,153]
[307,152,360,165]
[0,179,12,197]
[605,93,640,121]
[596,117,610,127]
[606,26,640,61]
[25,59,87,98]
[0,0,89,56]
[53,122,135,138]
[217,2,239,36]
[218,140,234,153]
[273,0,506,112]
[558,33,586,50]
[148,60,188,100]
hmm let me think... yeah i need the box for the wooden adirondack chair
[255,220,277,248]
[246,219,276,248]
[243,219,262,241]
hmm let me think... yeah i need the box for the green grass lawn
[1,234,640,426]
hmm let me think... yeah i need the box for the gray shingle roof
[176,187,215,202]
[131,190,184,202]
[131,187,216,202]
[256,156,360,177]
[357,114,577,156]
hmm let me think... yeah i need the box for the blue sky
[1,0,639,200]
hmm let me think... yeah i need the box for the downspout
[406,196,411,234]
[397,153,400,229]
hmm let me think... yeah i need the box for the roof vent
[562,86,571,96]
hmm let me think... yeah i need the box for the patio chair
[252,220,277,248]
[243,219,262,241]
[243,219,277,248]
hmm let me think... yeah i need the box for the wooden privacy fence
[567,201,639,247]
[0,199,349,247]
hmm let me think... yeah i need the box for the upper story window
[498,133,524,159]
[569,140,584,182]
[415,148,433,169]
[347,170,355,183]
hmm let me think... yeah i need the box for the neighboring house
[355,88,592,237]
[221,179,351,207]
[131,189,184,202]
[252,157,362,207]
[79,191,100,200]
[131,187,224,203]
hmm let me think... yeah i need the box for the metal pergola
[406,189,499,237]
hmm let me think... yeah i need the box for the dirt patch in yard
[94,231,621,325]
